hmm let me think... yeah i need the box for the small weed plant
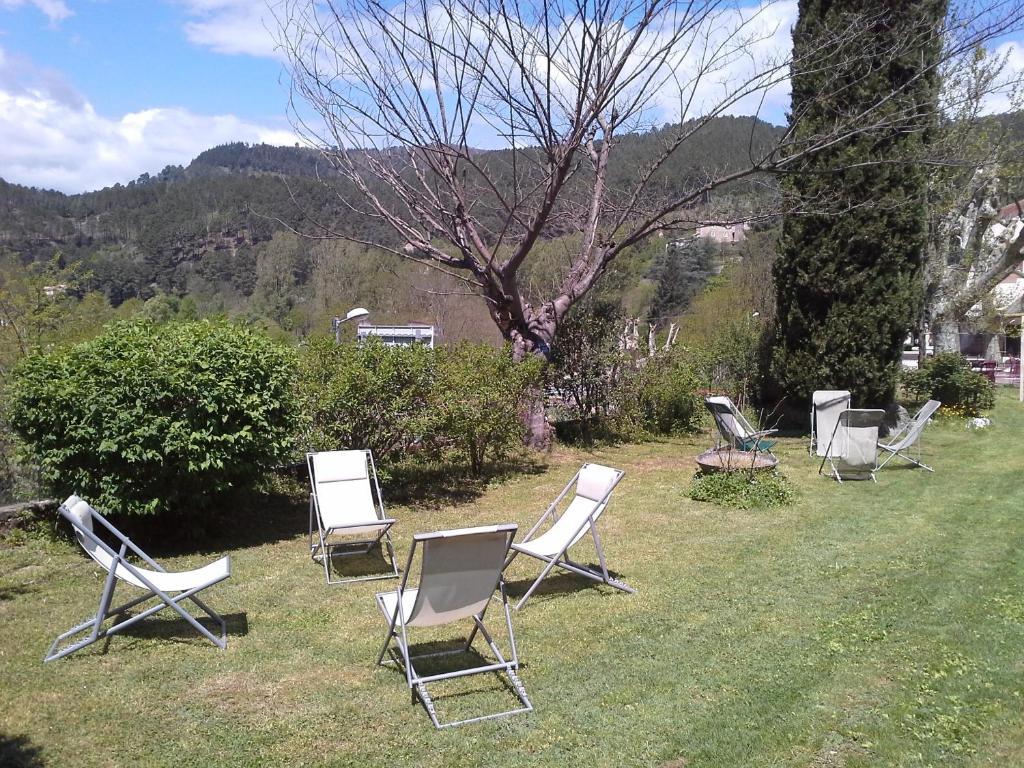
[688,468,796,509]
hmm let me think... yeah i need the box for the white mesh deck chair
[818,409,886,483]
[505,463,632,611]
[307,449,398,584]
[45,495,231,662]
[877,399,941,471]
[375,524,531,729]
[810,390,852,456]
[704,396,777,458]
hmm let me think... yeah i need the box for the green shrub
[430,344,542,475]
[901,352,995,415]
[633,355,702,435]
[688,469,796,510]
[8,319,296,517]
[295,336,435,467]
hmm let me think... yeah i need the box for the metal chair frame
[45,497,229,662]
[375,525,531,729]
[505,464,633,611]
[308,449,399,585]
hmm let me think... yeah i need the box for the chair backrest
[705,396,753,446]
[59,495,148,589]
[908,399,940,439]
[308,450,380,528]
[812,390,852,457]
[405,524,517,628]
[831,409,885,473]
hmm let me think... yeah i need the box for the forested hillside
[0,116,785,339]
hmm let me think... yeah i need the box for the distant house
[356,321,436,348]
[43,284,68,298]
[695,223,749,245]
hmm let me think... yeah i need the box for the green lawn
[2,393,1023,767]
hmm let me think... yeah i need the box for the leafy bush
[295,338,540,476]
[902,352,995,416]
[430,344,542,474]
[632,354,702,435]
[547,300,624,430]
[549,299,702,442]
[8,319,296,517]
[295,336,435,466]
[688,469,796,510]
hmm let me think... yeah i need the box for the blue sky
[3,1,286,121]
[0,1,1021,194]
[0,1,298,192]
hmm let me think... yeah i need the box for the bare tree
[274,0,1022,365]
[923,46,1024,353]
[926,165,1024,352]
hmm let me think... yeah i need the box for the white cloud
[0,0,72,23]
[0,48,298,193]
[177,0,281,58]
[979,40,1024,115]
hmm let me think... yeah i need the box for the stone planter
[695,447,778,474]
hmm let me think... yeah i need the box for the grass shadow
[381,640,528,723]
[109,610,248,646]
[0,734,44,768]
[504,568,628,601]
[321,543,399,581]
[0,583,37,602]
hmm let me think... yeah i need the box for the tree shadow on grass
[0,733,44,768]
[385,457,549,511]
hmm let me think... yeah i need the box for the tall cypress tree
[767,0,946,414]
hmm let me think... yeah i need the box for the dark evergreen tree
[648,238,716,321]
[767,0,946,414]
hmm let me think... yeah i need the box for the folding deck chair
[45,495,231,662]
[810,390,852,457]
[818,409,886,483]
[505,463,633,611]
[877,399,941,471]
[704,395,777,458]
[375,524,531,729]
[307,449,398,585]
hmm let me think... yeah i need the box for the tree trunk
[932,318,960,353]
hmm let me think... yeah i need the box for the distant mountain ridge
[0,116,785,306]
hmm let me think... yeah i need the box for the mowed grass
[2,393,1023,767]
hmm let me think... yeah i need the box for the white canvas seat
[505,463,632,610]
[818,409,886,483]
[375,524,531,729]
[705,396,777,457]
[307,449,398,584]
[45,495,231,662]
[877,399,941,471]
[810,390,852,457]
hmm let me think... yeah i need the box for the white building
[356,322,435,348]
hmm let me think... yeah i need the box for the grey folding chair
[810,390,851,457]
[505,463,633,611]
[877,399,941,471]
[45,495,231,662]
[704,396,777,457]
[818,409,886,483]
[307,449,398,584]
[375,524,531,729]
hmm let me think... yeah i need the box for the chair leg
[514,555,562,610]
